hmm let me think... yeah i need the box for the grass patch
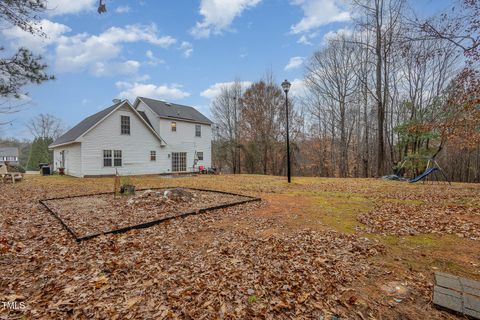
[294,190,373,234]
[380,234,441,247]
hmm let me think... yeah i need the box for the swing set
[384,146,452,185]
[394,155,451,185]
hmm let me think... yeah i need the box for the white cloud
[284,56,304,71]
[298,35,312,45]
[179,41,193,58]
[146,50,154,59]
[3,21,178,77]
[46,0,96,15]
[290,0,350,34]
[116,82,191,101]
[2,19,71,53]
[55,24,176,73]
[297,31,319,46]
[191,0,261,38]
[200,81,252,100]
[90,60,140,77]
[145,50,165,66]
[93,24,176,47]
[289,78,307,98]
[115,5,131,13]
[322,27,353,43]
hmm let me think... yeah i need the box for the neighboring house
[0,147,19,165]
[49,97,212,177]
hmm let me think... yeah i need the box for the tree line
[1,114,64,171]
[211,0,479,182]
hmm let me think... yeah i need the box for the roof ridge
[139,97,212,125]
[50,100,126,147]
[139,96,197,109]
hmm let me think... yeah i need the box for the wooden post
[114,169,120,198]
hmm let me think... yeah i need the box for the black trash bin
[41,166,51,176]
[39,163,49,170]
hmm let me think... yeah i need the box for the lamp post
[281,79,292,183]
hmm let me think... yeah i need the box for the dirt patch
[358,202,480,240]
[42,188,255,239]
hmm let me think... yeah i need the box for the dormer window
[195,124,201,137]
[121,116,130,135]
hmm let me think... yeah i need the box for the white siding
[136,100,212,172]
[159,118,212,172]
[52,101,212,177]
[80,105,164,176]
[53,143,82,177]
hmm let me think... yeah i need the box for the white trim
[49,141,81,149]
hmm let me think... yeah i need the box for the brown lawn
[1,174,479,319]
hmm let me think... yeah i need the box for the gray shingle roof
[0,147,18,157]
[50,100,123,147]
[138,97,212,124]
[137,110,153,129]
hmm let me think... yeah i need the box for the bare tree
[242,76,283,174]
[210,80,244,173]
[305,35,357,177]
[27,113,65,139]
[414,0,479,56]
[352,0,406,176]
[209,1,477,182]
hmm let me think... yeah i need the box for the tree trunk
[375,1,385,177]
[339,100,348,177]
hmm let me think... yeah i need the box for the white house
[50,97,212,177]
[0,147,19,165]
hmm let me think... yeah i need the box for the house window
[150,150,156,161]
[195,124,201,137]
[121,115,130,135]
[197,152,204,161]
[104,150,122,167]
[103,150,112,167]
[114,150,122,166]
[171,121,176,132]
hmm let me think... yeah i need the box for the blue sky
[1,0,449,139]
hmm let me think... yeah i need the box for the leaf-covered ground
[42,188,252,238]
[1,175,479,319]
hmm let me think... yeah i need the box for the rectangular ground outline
[39,187,261,242]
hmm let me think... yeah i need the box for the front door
[172,152,187,172]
